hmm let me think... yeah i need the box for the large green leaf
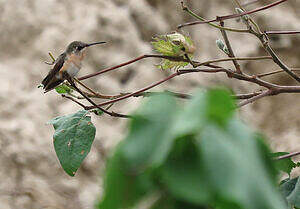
[172,89,235,137]
[205,89,235,126]
[97,145,155,209]
[150,195,204,209]
[159,136,210,205]
[48,110,96,176]
[121,94,178,172]
[99,94,178,209]
[197,120,286,209]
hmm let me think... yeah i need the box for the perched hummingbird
[41,41,106,92]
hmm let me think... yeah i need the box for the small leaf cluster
[55,83,73,94]
[97,89,287,209]
[151,32,195,70]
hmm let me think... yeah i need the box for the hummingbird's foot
[44,61,55,65]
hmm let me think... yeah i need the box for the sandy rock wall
[0,0,299,208]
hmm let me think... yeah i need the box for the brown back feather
[42,52,66,88]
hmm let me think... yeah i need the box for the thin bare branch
[133,91,192,99]
[194,56,272,67]
[257,34,300,83]
[256,69,300,78]
[219,21,242,73]
[67,77,130,118]
[179,1,249,33]
[84,64,300,110]
[178,0,288,28]
[238,90,272,107]
[61,94,87,108]
[78,54,192,81]
[276,151,300,160]
[265,30,300,35]
[234,92,262,99]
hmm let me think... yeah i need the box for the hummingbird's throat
[80,48,87,60]
[66,63,81,77]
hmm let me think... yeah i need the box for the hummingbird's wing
[42,52,66,92]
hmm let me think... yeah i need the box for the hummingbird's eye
[77,46,84,51]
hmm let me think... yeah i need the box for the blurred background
[0,0,299,208]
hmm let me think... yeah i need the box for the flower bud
[216,39,229,55]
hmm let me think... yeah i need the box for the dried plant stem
[258,37,300,83]
[233,0,262,34]
[178,0,288,28]
[133,91,192,99]
[61,94,86,108]
[78,54,192,81]
[180,1,249,33]
[74,78,123,99]
[234,92,262,99]
[265,30,300,35]
[195,56,272,67]
[52,0,300,118]
[84,65,300,110]
[256,69,300,78]
[219,21,241,73]
[85,71,183,110]
[276,151,300,160]
[67,77,130,118]
[180,0,300,83]
[238,90,272,107]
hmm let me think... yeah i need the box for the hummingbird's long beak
[86,41,106,47]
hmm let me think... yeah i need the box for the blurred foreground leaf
[97,147,155,209]
[121,94,178,171]
[97,89,286,209]
[48,110,96,176]
[198,121,284,209]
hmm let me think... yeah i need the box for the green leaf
[197,120,286,209]
[48,110,96,176]
[92,109,104,116]
[152,37,182,56]
[270,152,298,176]
[150,195,177,209]
[97,146,155,209]
[55,84,72,94]
[172,89,235,137]
[99,94,179,209]
[280,177,300,207]
[150,195,202,209]
[216,39,229,55]
[205,89,236,126]
[235,8,250,25]
[151,32,195,70]
[121,94,178,172]
[171,91,206,137]
[159,136,210,205]
[156,59,189,71]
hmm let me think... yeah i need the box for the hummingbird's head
[66,41,106,54]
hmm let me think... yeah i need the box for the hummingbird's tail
[42,74,63,93]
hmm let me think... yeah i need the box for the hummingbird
[41,41,106,92]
